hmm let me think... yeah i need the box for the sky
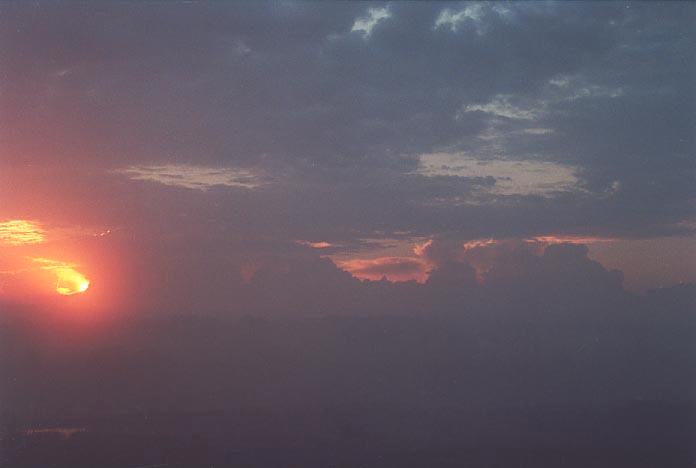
[0,2,696,307]
[0,2,695,466]
[0,0,694,312]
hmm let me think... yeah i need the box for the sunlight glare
[55,267,90,295]
[33,257,91,296]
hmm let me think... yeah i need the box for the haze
[1,2,694,467]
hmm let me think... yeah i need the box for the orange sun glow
[32,257,90,296]
[55,267,90,296]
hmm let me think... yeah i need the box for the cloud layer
[1,2,693,245]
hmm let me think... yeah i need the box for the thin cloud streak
[117,164,261,190]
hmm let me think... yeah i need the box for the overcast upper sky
[0,1,694,309]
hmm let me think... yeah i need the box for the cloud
[460,76,623,124]
[434,4,485,33]
[417,152,580,197]
[117,164,261,190]
[336,256,429,283]
[296,240,333,249]
[461,95,540,121]
[531,234,612,245]
[351,6,391,37]
[519,127,554,135]
[0,220,45,245]
[452,241,626,300]
[548,74,624,100]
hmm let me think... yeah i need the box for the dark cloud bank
[2,243,695,467]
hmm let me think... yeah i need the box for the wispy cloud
[417,152,580,197]
[352,7,391,37]
[117,164,261,190]
[435,4,485,33]
[297,240,333,249]
[520,128,554,135]
[460,95,540,121]
[0,220,45,245]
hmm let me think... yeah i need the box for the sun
[55,267,90,296]
[32,258,91,296]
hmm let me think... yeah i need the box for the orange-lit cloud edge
[333,234,612,283]
[296,240,334,249]
[335,256,430,283]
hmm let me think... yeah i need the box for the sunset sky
[0,3,694,466]
[1,1,694,313]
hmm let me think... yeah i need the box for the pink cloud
[337,256,429,283]
[296,240,334,249]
